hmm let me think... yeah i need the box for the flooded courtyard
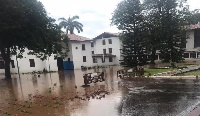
[0,66,200,116]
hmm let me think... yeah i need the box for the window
[93,58,97,63]
[91,42,94,47]
[82,44,85,50]
[194,29,200,48]
[184,53,189,58]
[102,57,105,63]
[102,40,105,45]
[11,60,15,68]
[109,48,112,54]
[0,61,4,69]
[109,39,112,44]
[68,58,70,62]
[92,51,94,54]
[29,59,35,67]
[198,53,200,58]
[83,56,86,62]
[76,47,78,49]
[103,49,106,54]
[190,53,196,58]
[109,57,113,62]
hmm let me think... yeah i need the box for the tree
[111,0,149,68]
[143,0,187,63]
[59,16,83,34]
[0,0,68,79]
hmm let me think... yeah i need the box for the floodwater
[0,66,200,116]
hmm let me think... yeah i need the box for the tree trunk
[150,47,156,64]
[1,48,11,79]
[70,29,74,34]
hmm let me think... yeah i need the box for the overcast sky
[38,0,200,39]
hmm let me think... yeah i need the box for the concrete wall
[70,41,93,69]
[186,30,195,51]
[94,37,122,65]
[0,49,58,74]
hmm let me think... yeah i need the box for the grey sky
[38,0,200,39]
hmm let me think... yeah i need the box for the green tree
[111,0,149,68]
[59,16,83,34]
[143,0,187,63]
[0,0,68,79]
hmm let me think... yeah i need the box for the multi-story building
[64,32,122,69]
[1,24,200,74]
[0,48,58,74]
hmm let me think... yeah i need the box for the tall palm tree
[58,15,83,34]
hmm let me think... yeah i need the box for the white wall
[186,30,194,51]
[0,49,58,74]
[71,41,93,69]
[94,37,122,66]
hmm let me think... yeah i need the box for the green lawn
[177,70,200,76]
[144,68,176,76]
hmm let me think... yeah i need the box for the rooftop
[93,32,119,40]
[185,23,200,30]
[68,34,91,41]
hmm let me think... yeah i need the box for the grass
[177,69,200,76]
[144,68,177,76]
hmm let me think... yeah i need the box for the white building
[0,48,58,74]
[0,32,122,74]
[184,23,200,59]
[4,25,200,73]
[64,32,122,69]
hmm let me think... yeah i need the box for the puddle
[0,66,200,115]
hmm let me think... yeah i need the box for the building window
[102,57,105,63]
[109,39,112,44]
[103,49,106,54]
[68,58,70,62]
[82,44,85,50]
[109,57,113,62]
[92,51,94,54]
[155,55,159,60]
[91,42,94,47]
[0,61,4,69]
[29,59,35,67]
[102,40,105,45]
[194,29,200,48]
[184,53,189,58]
[190,53,196,58]
[76,47,78,49]
[198,53,200,58]
[83,56,86,62]
[11,60,15,68]
[109,48,112,54]
[93,57,97,63]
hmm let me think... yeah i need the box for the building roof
[185,23,200,30]
[93,32,119,40]
[68,34,91,41]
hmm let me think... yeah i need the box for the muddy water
[0,66,200,116]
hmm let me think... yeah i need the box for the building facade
[64,32,122,69]
[2,25,199,74]
[0,48,58,74]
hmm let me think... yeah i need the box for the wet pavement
[0,66,200,116]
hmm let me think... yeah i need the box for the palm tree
[58,15,83,34]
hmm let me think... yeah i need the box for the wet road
[0,66,200,116]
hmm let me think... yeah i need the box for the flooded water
[0,66,200,116]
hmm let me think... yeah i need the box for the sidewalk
[187,107,200,116]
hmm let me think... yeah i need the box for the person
[83,74,89,85]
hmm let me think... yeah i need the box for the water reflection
[1,66,200,115]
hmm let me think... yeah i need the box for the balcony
[92,54,116,57]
